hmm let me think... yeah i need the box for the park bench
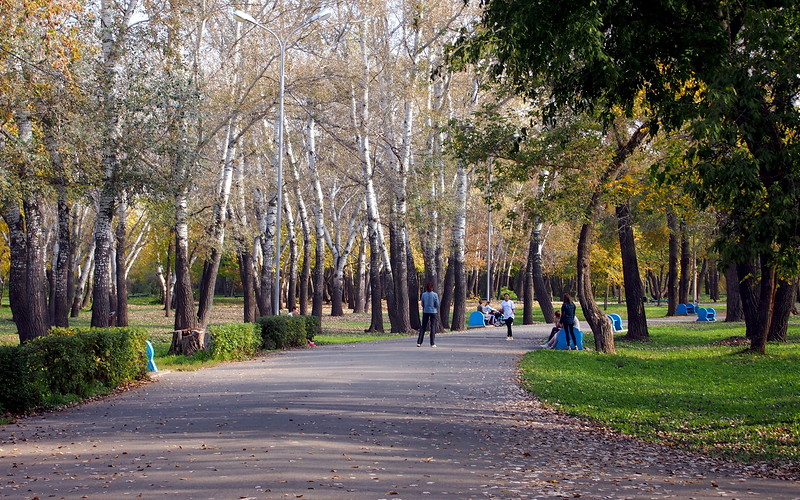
[554,328,584,350]
[467,310,486,328]
[696,307,717,322]
[607,313,626,332]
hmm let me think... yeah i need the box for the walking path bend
[1,323,797,499]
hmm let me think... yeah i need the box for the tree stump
[168,328,206,356]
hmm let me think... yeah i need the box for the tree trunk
[306,112,325,320]
[367,237,384,333]
[114,192,129,327]
[749,259,775,354]
[407,245,421,330]
[39,104,71,328]
[679,221,690,304]
[196,120,236,328]
[173,191,197,331]
[354,226,368,314]
[531,224,554,323]
[736,259,760,340]
[578,219,615,353]
[667,212,679,316]
[449,163,469,331]
[616,202,648,340]
[767,277,794,342]
[239,252,257,323]
[725,262,744,321]
[439,257,454,331]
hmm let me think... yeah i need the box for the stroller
[494,313,508,327]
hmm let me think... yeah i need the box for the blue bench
[607,313,625,332]
[146,340,158,372]
[555,328,584,350]
[685,303,696,314]
[468,310,486,328]
[676,303,688,315]
[696,307,717,322]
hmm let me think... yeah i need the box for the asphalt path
[1,322,797,499]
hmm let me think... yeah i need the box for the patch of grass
[151,342,219,371]
[315,333,409,345]
[521,322,800,464]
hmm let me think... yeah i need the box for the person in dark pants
[560,294,578,350]
[500,293,515,340]
[418,283,440,347]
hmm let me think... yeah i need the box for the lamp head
[233,9,259,26]
[310,8,332,22]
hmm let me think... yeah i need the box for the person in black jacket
[560,294,578,350]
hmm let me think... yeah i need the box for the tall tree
[471,0,800,353]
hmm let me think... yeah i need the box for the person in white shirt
[499,293,515,340]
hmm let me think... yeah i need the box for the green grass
[315,333,409,344]
[150,342,219,371]
[521,322,800,464]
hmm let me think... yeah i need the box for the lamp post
[234,8,330,315]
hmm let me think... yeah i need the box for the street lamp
[234,8,330,315]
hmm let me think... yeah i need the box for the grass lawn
[521,321,800,464]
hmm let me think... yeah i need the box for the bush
[21,327,148,404]
[0,345,43,413]
[302,315,320,341]
[498,287,518,300]
[208,323,261,361]
[257,316,308,350]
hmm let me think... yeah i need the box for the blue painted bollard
[145,340,158,372]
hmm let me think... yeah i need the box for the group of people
[540,294,581,350]
[417,286,517,346]
[416,287,581,350]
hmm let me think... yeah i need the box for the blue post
[145,340,158,372]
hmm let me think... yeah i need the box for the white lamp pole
[234,8,330,315]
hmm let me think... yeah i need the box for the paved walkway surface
[1,322,797,499]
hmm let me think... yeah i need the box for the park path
[0,322,797,499]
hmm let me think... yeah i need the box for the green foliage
[302,315,320,341]
[208,323,260,361]
[0,345,43,413]
[256,316,309,350]
[497,287,517,300]
[521,322,800,463]
[1,327,148,413]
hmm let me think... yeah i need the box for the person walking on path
[561,293,578,350]
[500,293,515,340]
[418,283,440,347]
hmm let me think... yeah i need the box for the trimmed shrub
[302,315,320,341]
[0,345,43,413]
[257,316,308,350]
[25,327,148,400]
[208,323,261,361]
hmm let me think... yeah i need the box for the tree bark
[616,201,648,340]
[736,259,760,341]
[531,224,554,323]
[725,262,744,321]
[112,192,128,326]
[679,221,690,304]
[449,163,469,331]
[767,277,794,342]
[667,212,679,316]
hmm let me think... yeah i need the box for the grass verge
[520,322,800,464]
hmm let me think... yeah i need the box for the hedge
[0,345,43,413]
[257,315,312,350]
[208,322,261,361]
[0,327,148,414]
